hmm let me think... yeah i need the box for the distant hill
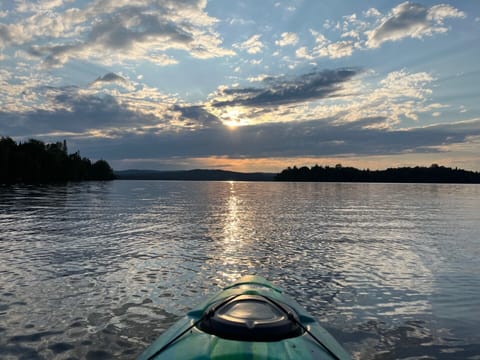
[114,169,276,181]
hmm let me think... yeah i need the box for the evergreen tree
[0,137,115,184]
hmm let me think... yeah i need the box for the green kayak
[138,275,351,359]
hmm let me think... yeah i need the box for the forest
[0,137,114,183]
[274,164,480,183]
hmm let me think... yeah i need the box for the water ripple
[0,181,479,359]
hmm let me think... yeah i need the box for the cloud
[210,68,361,108]
[90,72,128,87]
[233,34,264,54]
[0,87,162,138]
[4,0,233,67]
[296,30,357,60]
[3,84,479,162]
[0,24,13,48]
[246,74,270,83]
[275,32,299,47]
[1,63,478,168]
[320,69,438,124]
[15,0,68,13]
[0,77,221,139]
[366,2,466,48]
[295,47,312,60]
[341,30,360,40]
[206,68,440,129]
[171,105,222,128]
[364,8,382,18]
[316,40,356,59]
[297,2,465,60]
[1,66,440,142]
[66,116,480,163]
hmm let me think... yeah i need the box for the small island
[0,137,114,184]
[274,164,480,183]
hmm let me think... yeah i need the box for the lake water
[0,181,479,359]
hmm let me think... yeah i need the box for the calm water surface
[0,181,479,359]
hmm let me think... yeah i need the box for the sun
[218,107,249,128]
[223,119,246,128]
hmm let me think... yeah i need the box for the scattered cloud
[274,2,296,12]
[227,17,255,26]
[276,32,299,47]
[296,2,465,60]
[317,40,356,59]
[364,8,382,18]
[366,2,466,48]
[247,74,270,83]
[295,46,313,60]
[341,30,360,40]
[234,34,264,54]
[296,31,356,60]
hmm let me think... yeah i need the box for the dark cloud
[172,105,222,127]
[1,77,478,165]
[34,43,80,67]
[0,24,12,46]
[211,68,361,108]
[91,72,127,86]
[66,117,480,161]
[0,89,158,136]
[0,87,220,138]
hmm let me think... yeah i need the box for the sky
[1,0,479,172]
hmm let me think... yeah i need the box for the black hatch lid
[197,294,304,341]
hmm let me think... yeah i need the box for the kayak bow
[138,275,351,359]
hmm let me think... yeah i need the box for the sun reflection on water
[223,181,240,243]
[214,181,254,284]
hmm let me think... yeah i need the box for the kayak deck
[138,275,351,359]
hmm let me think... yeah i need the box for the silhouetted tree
[274,164,480,183]
[90,160,114,180]
[0,137,115,184]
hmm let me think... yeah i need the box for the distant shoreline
[274,164,480,183]
[114,169,275,182]
[114,165,480,184]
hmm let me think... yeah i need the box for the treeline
[0,137,114,183]
[275,164,480,183]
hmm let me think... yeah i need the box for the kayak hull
[138,275,351,360]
